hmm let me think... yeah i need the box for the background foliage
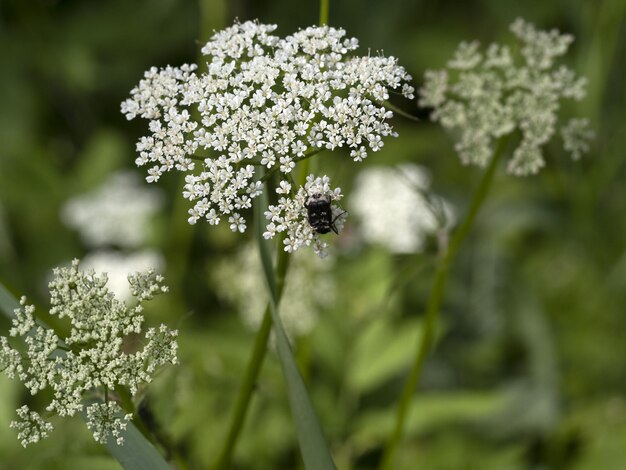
[1,0,625,468]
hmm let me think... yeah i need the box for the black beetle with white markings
[305,193,344,234]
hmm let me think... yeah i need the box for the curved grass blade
[0,282,20,318]
[254,192,337,470]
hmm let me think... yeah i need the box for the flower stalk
[379,136,509,470]
[319,0,329,25]
[213,233,291,470]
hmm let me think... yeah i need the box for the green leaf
[352,391,509,453]
[266,301,337,470]
[70,130,127,193]
[0,282,171,470]
[347,316,422,395]
[254,191,337,470]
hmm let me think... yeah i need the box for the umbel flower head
[121,20,413,254]
[0,260,178,447]
[419,18,594,175]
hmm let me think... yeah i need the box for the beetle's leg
[330,210,347,234]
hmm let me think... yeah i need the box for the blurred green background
[1,0,625,468]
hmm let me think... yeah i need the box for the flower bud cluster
[0,259,178,446]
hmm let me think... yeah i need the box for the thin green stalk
[213,238,291,470]
[198,0,227,47]
[379,137,508,470]
[319,0,330,25]
[380,100,420,122]
[212,308,271,469]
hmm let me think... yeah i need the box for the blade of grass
[0,281,171,470]
[254,190,337,470]
[0,282,20,317]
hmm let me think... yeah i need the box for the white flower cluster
[0,259,179,447]
[86,402,133,446]
[121,20,413,247]
[418,18,593,175]
[350,164,454,253]
[214,242,334,340]
[9,405,54,447]
[61,171,163,248]
[264,175,346,258]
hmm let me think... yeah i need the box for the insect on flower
[305,193,345,235]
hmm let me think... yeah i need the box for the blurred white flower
[81,250,165,301]
[61,171,163,248]
[561,118,595,161]
[214,243,334,340]
[350,164,454,253]
[122,20,413,254]
[419,18,592,175]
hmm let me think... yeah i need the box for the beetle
[304,193,345,234]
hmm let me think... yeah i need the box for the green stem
[319,0,330,25]
[380,100,420,122]
[212,308,271,469]
[213,239,291,470]
[379,137,509,470]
